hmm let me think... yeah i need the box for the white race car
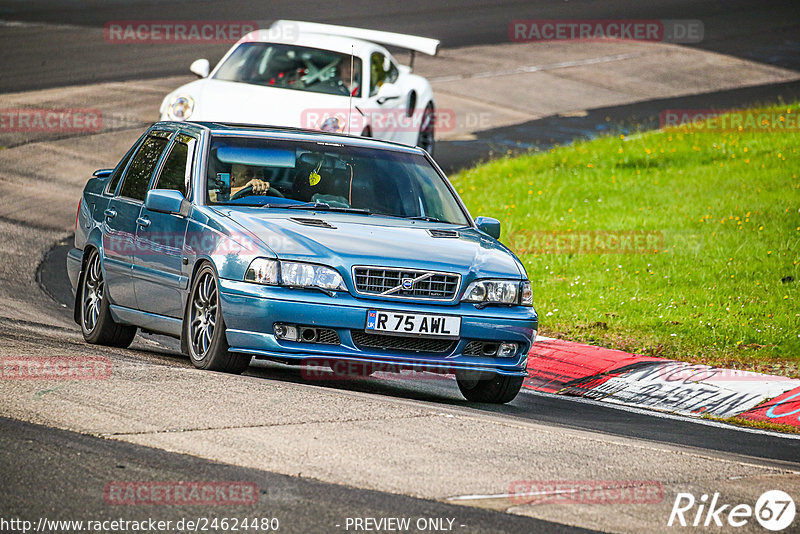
[160,20,440,153]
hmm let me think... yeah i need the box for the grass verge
[703,415,800,435]
[452,104,799,375]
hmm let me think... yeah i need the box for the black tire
[416,103,435,156]
[456,371,524,403]
[78,249,136,347]
[184,263,251,374]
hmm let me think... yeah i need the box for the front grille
[353,267,460,300]
[351,331,456,354]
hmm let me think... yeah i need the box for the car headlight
[462,279,533,306]
[319,116,345,133]
[244,258,346,291]
[167,95,194,121]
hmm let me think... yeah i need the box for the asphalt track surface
[0,417,600,534]
[37,241,800,467]
[1,0,799,93]
[4,1,800,532]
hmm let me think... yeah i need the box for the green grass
[452,104,800,375]
[703,415,800,435]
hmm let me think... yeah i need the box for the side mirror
[92,168,114,179]
[376,83,402,104]
[475,216,501,239]
[190,58,210,78]
[145,189,188,216]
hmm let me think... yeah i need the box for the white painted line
[430,52,645,83]
[0,19,87,31]
[448,488,575,502]
[520,388,800,440]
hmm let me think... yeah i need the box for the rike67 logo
[668,490,795,531]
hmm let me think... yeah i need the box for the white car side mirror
[376,83,402,104]
[190,59,210,78]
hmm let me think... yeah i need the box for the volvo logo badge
[402,278,414,290]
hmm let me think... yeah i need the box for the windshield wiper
[263,202,371,215]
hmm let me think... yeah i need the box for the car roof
[237,31,379,57]
[154,121,425,155]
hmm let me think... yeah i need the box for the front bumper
[219,279,537,376]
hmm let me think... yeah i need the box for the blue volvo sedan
[68,122,537,403]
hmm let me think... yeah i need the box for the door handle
[104,208,117,219]
[136,217,151,228]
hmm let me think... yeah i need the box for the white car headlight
[319,116,345,133]
[245,258,346,291]
[462,279,533,306]
[167,95,194,121]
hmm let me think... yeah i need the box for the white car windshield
[206,136,469,225]
[213,43,363,98]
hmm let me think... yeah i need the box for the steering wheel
[230,185,285,200]
[333,81,351,96]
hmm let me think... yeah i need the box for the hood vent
[427,228,460,238]
[290,217,336,229]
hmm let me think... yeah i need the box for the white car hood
[167,79,360,129]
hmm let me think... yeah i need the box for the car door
[364,51,406,143]
[132,133,196,318]
[102,131,172,310]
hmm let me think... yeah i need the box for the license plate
[365,310,461,339]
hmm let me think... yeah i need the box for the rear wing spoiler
[270,20,440,56]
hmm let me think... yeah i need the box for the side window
[369,53,399,96]
[386,61,398,85]
[119,134,170,201]
[105,144,137,195]
[154,135,195,197]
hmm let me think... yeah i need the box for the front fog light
[497,343,518,358]
[274,324,298,341]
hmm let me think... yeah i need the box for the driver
[337,58,360,96]
[231,164,270,196]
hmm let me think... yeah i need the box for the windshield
[213,43,363,98]
[205,136,469,225]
